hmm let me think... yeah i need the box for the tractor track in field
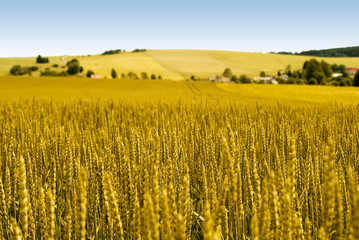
[186,82,202,97]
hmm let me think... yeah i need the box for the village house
[209,76,217,82]
[279,74,289,81]
[332,73,343,78]
[252,76,278,84]
[91,74,101,79]
[346,68,359,77]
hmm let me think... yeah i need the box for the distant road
[61,55,68,64]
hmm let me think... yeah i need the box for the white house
[252,76,277,84]
[332,73,343,78]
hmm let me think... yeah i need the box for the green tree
[329,76,353,86]
[239,74,251,83]
[303,59,323,83]
[321,60,333,78]
[150,74,156,80]
[260,71,266,77]
[86,70,94,78]
[127,72,138,79]
[230,75,239,83]
[331,63,339,72]
[315,72,327,85]
[111,69,118,79]
[66,59,83,75]
[36,55,49,63]
[286,78,297,84]
[222,68,232,78]
[339,65,347,75]
[10,65,30,75]
[308,78,318,85]
[141,72,149,79]
[354,71,359,87]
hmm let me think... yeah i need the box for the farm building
[332,73,343,78]
[253,76,278,84]
[280,74,289,81]
[91,74,101,79]
[209,76,217,82]
[346,68,359,77]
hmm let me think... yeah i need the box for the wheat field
[1,78,359,239]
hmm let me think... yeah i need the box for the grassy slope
[80,50,359,80]
[0,56,66,76]
[1,76,359,105]
[1,50,359,80]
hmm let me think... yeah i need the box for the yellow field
[2,76,359,239]
[1,50,359,80]
[1,77,359,239]
[1,76,359,105]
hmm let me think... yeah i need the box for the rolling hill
[1,50,359,80]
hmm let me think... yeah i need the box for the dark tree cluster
[331,64,348,75]
[10,65,38,76]
[302,59,353,86]
[354,71,359,87]
[36,55,49,63]
[277,59,353,86]
[299,46,359,57]
[132,49,147,53]
[66,59,83,75]
[102,49,122,55]
[40,70,68,77]
[151,74,157,80]
[117,71,160,80]
[273,46,359,57]
[303,59,333,85]
[86,70,95,78]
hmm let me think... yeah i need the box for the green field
[1,76,359,105]
[1,50,359,80]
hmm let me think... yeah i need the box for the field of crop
[1,50,359,80]
[1,78,359,239]
[2,76,359,105]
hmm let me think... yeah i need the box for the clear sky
[1,0,358,57]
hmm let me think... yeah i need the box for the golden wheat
[0,99,358,239]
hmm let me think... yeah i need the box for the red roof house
[346,68,359,77]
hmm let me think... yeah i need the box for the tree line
[273,46,359,57]
[101,49,147,55]
[85,68,162,80]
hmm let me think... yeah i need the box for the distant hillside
[1,50,359,80]
[276,46,359,57]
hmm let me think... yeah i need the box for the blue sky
[1,0,358,57]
